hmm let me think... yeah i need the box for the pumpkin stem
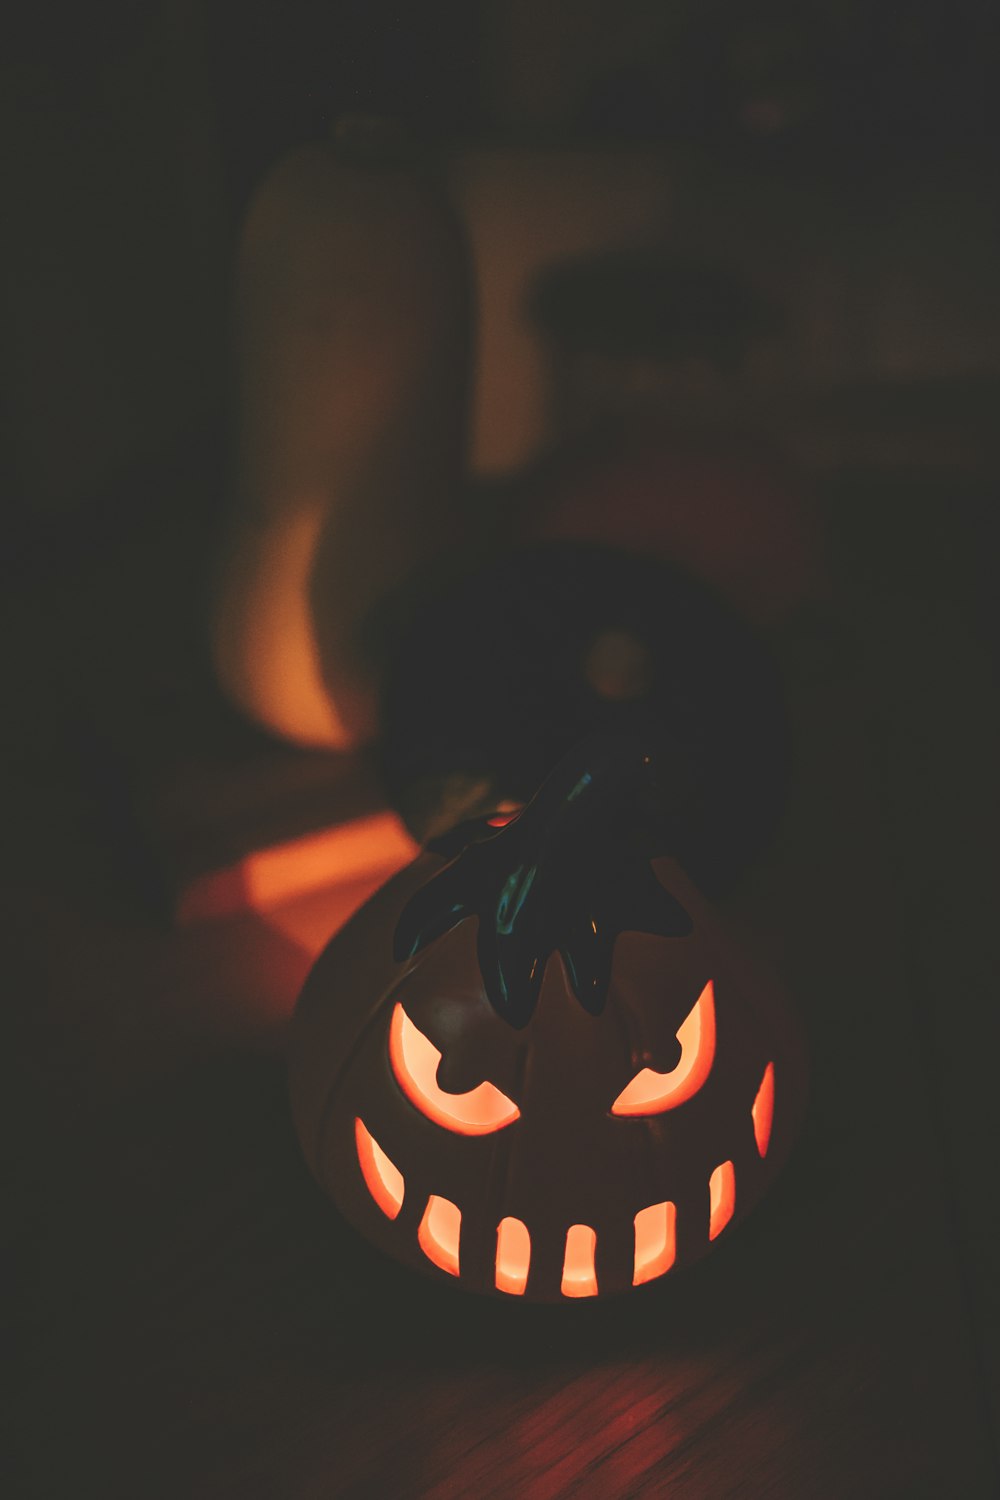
[393,734,692,1027]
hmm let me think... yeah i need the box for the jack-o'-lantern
[289,737,808,1301]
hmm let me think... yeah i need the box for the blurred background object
[5,0,998,558]
[212,130,471,749]
[2,0,996,1031]
[2,0,996,941]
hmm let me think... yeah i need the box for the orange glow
[178,811,417,924]
[561,1224,599,1298]
[486,803,524,827]
[418,1195,462,1276]
[258,874,395,960]
[495,1217,532,1295]
[354,1117,405,1219]
[243,813,415,909]
[388,1003,521,1135]
[752,1062,775,1158]
[632,1201,676,1285]
[708,1160,736,1240]
[212,503,356,749]
[611,980,716,1116]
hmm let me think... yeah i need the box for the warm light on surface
[708,1160,736,1240]
[178,811,417,925]
[611,980,716,1115]
[244,813,416,909]
[495,1217,532,1295]
[561,1224,599,1298]
[389,1003,521,1135]
[355,1117,405,1219]
[752,1062,775,1158]
[633,1201,676,1285]
[418,1195,462,1276]
[486,803,524,827]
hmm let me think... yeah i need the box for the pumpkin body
[289,832,807,1301]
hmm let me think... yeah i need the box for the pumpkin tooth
[354,1118,405,1220]
[632,1201,677,1285]
[418,1194,462,1276]
[708,1161,736,1240]
[495,1217,531,1295]
[752,1062,775,1157]
[561,1223,599,1297]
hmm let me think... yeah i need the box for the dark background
[4,4,999,1496]
[4,0,1000,552]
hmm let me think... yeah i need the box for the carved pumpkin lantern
[289,738,808,1301]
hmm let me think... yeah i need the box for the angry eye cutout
[389,1003,521,1135]
[611,979,716,1116]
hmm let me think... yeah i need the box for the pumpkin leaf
[394,737,692,1027]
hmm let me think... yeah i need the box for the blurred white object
[212,128,471,748]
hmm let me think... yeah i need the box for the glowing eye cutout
[388,1003,521,1135]
[611,979,716,1117]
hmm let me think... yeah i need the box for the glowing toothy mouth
[353,1060,775,1298]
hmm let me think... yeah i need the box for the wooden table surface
[5,462,998,1498]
